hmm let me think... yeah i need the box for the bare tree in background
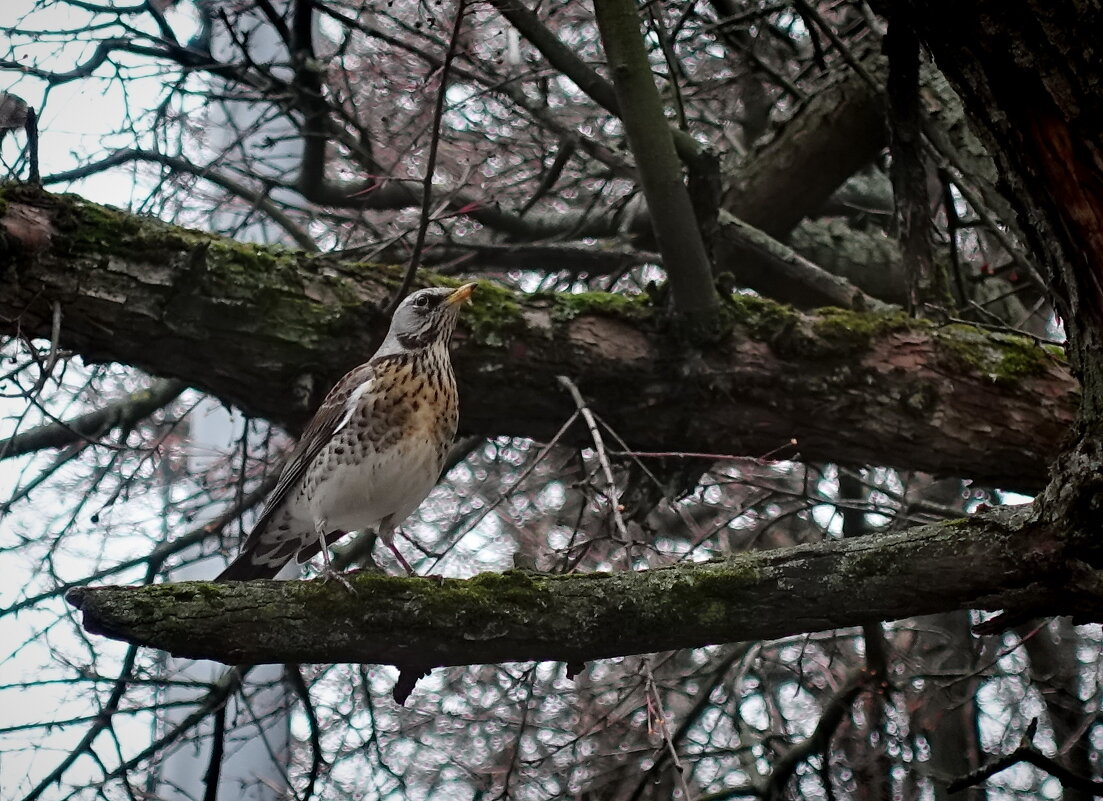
[2,1,1102,800]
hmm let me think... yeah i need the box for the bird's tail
[214,551,285,581]
[215,529,348,580]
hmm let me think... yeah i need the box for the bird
[215,283,477,581]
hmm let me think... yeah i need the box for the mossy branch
[0,186,1078,490]
[65,512,1100,669]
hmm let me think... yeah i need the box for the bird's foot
[320,565,358,594]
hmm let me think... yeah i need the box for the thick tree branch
[487,0,705,167]
[724,55,887,240]
[896,0,1103,419]
[592,0,720,322]
[65,510,1103,668]
[718,211,891,311]
[0,187,1077,490]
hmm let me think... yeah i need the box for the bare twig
[22,646,140,801]
[644,660,696,801]
[764,672,868,801]
[387,0,469,315]
[285,665,324,801]
[946,745,1103,795]
[425,410,580,572]
[557,376,631,565]
[0,378,187,461]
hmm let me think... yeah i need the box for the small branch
[22,646,140,801]
[946,745,1103,795]
[388,0,469,315]
[0,378,187,461]
[558,376,631,563]
[717,211,892,312]
[201,702,227,801]
[644,660,696,800]
[886,12,942,312]
[285,665,324,801]
[488,0,704,166]
[43,149,318,251]
[25,107,39,185]
[764,673,868,801]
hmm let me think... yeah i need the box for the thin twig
[425,410,580,571]
[22,645,140,801]
[946,745,1103,795]
[644,660,696,801]
[286,665,324,801]
[557,376,632,566]
[763,672,868,800]
[387,0,468,315]
[29,301,62,396]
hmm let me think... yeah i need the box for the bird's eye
[412,294,430,308]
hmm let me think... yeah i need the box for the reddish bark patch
[1,202,55,253]
[1029,112,1103,316]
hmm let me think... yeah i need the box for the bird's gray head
[377,283,476,355]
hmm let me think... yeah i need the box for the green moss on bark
[545,290,652,323]
[934,323,1058,384]
[454,279,526,346]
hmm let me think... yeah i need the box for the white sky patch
[1,0,199,206]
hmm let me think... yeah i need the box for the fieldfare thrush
[215,283,476,581]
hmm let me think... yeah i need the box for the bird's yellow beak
[446,282,477,306]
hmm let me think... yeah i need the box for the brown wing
[234,363,377,552]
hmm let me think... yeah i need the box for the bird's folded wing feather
[238,365,376,546]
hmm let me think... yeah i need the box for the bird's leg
[379,518,416,575]
[315,519,356,593]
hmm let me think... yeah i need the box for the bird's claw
[321,566,357,594]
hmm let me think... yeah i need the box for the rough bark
[0,187,1077,490]
[65,508,1103,669]
[886,14,943,312]
[724,54,886,240]
[896,0,1103,422]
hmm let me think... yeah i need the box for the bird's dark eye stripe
[413,293,444,309]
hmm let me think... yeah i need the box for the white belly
[304,435,444,532]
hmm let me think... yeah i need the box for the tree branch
[0,187,1078,490]
[946,745,1103,795]
[592,0,720,323]
[42,149,319,251]
[64,509,1100,668]
[765,672,868,800]
[0,378,187,461]
[723,54,886,240]
[718,211,891,311]
[488,0,705,167]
